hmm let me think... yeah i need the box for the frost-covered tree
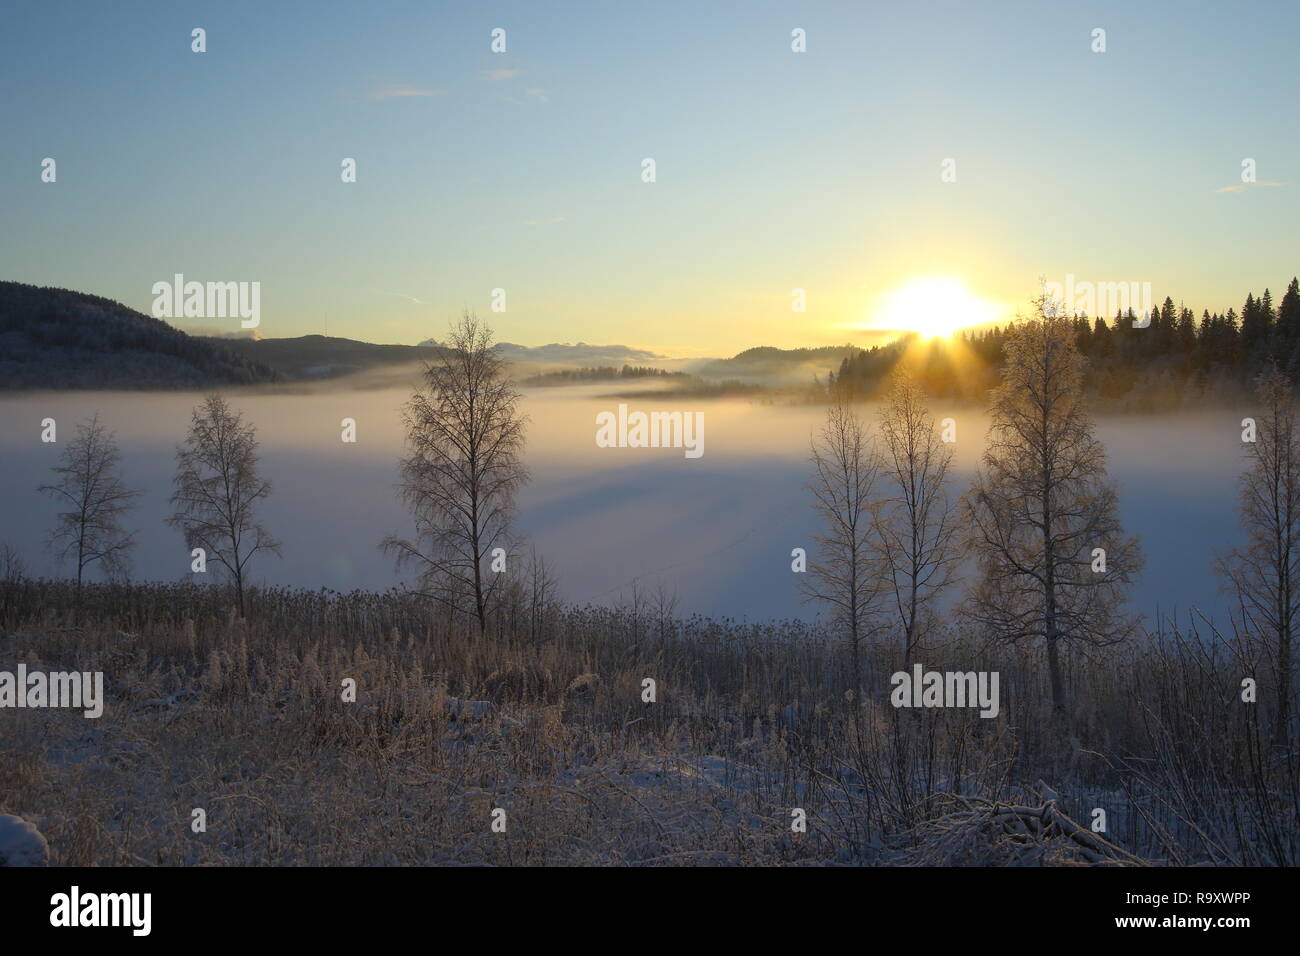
[874,365,961,659]
[1219,366,1300,745]
[383,312,529,635]
[39,414,140,606]
[168,395,279,616]
[965,295,1143,715]
[801,398,884,704]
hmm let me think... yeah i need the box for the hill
[0,282,283,389]
[208,334,441,380]
[691,345,864,385]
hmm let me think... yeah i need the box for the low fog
[0,377,1248,625]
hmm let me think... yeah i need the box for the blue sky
[2,0,1297,353]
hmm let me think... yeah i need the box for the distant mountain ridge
[419,337,662,365]
[0,283,672,389]
[0,281,875,391]
[212,336,665,381]
[0,282,282,390]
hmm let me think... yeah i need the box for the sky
[2,0,1298,355]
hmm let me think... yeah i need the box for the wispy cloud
[375,290,428,305]
[498,89,551,106]
[1216,180,1286,193]
[369,85,445,100]
[484,68,520,81]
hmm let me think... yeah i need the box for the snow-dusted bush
[0,814,49,867]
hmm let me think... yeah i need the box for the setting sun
[876,276,1005,339]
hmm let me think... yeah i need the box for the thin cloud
[369,86,445,100]
[1216,180,1286,193]
[484,68,520,81]
[524,88,550,103]
[375,290,428,305]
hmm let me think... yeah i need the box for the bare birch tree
[168,394,280,617]
[874,365,961,659]
[39,414,140,609]
[965,295,1142,715]
[801,398,884,705]
[383,312,529,635]
[1219,366,1300,745]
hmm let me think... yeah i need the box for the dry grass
[1,581,1295,865]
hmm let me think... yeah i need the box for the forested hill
[208,334,440,380]
[0,282,283,390]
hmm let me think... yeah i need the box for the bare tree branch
[383,312,530,635]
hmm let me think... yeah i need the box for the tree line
[519,365,685,386]
[831,277,1300,406]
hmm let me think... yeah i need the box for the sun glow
[877,276,1004,339]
